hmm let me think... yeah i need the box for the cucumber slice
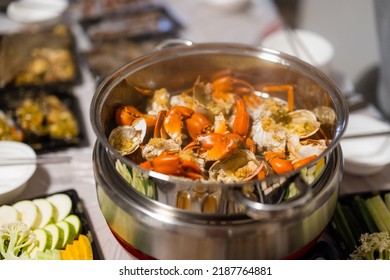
[56,220,76,249]
[64,214,82,237]
[0,205,20,226]
[44,223,64,250]
[50,249,62,260]
[35,249,61,260]
[33,198,54,228]
[46,193,72,222]
[12,200,41,229]
[28,228,52,258]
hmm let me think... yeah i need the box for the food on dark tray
[332,191,390,260]
[0,189,102,260]
[0,110,24,141]
[68,0,152,20]
[15,95,79,140]
[84,39,158,78]
[14,48,76,87]
[0,89,86,152]
[82,6,182,42]
[0,24,79,88]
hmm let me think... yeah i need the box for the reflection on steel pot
[90,42,348,259]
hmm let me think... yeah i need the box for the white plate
[262,29,334,76]
[6,0,68,24]
[202,0,250,12]
[0,141,37,204]
[340,114,390,175]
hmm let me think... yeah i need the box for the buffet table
[1,0,389,260]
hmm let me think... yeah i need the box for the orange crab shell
[139,152,202,180]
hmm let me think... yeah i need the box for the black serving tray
[83,37,165,80]
[300,191,390,260]
[81,5,183,43]
[15,189,103,260]
[0,24,82,89]
[328,190,390,259]
[0,87,88,153]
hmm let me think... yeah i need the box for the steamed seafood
[109,74,334,183]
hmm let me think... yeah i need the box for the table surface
[2,0,390,260]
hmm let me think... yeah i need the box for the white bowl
[202,0,250,12]
[262,29,334,76]
[0,141,37,205]
[340,114,390,176]
[6,0,69,24]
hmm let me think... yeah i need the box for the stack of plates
[341,114,390,176]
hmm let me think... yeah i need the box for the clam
[287,109,321,138]
[313,106,336,125]
[208,149,263,183]
[108,118,147,156]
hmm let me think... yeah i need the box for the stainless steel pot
[93,141,343,259]
[90,42,348,259]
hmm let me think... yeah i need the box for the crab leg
[232,96,250,138]
[261,84,295,111]
[139,152,202,179]
[264,151,294,175]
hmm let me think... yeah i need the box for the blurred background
[275,0,378,93]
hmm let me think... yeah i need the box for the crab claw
[163,106,213,145]
[264,151,294,175]
[115,105,157,135]
[185,112,213,140]
[232,96,250,138]
[139,152,202,180]
[163,106,194,145]
[184,132,243,161]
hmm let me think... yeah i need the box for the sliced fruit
[46,193,72,222]
[12,200,41,229]
[44,223,64,250]
[60,249,71,260]
[59,235,94,260]
[56,220,76,249]
[65,243,80,260]
[64,214,82,237]
[77,234,94,260]
[27,228,52,258]
[0,205,20,226]
[33,198,54,228]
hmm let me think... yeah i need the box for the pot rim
[90,42,349,188]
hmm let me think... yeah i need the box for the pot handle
[154,39,194,50]
[234,174,313,220]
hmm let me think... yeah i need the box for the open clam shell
[208,149,263,183]
[287,109,321,138]
[108,118,146,156]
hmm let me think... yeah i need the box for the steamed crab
[108,74,333,182]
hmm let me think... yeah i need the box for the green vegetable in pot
[0,221,36,260]
[350,231,390,260]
